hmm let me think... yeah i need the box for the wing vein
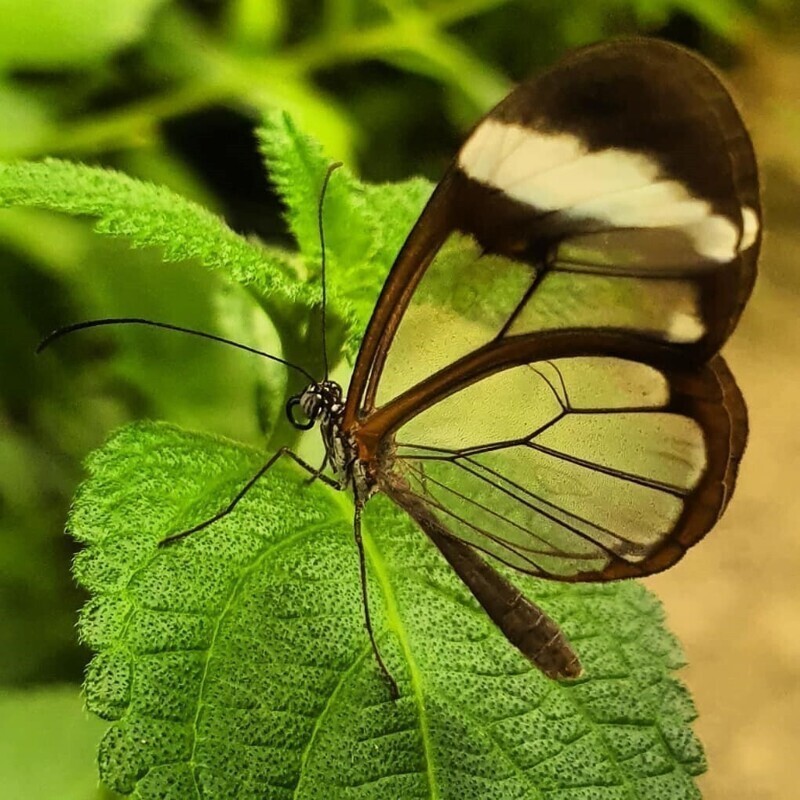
[525,441,688,496]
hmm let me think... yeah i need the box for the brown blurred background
[647,30,800,800]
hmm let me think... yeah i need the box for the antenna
[318,161,342,380]
[37,317,316,383]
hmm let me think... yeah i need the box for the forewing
[345,39,759,423]
[385,353,745,581]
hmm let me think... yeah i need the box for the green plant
[0,0,773,696]
[0,115,706,798]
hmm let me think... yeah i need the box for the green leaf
[0,0,168,69]
[257,111,372,267]
[257,112,432,356]
[0,121,431,366]
[73,422,704,798]
[247,77,358,166]
[0,158,309,307]
[0,685,115,800]
[0,82,54,154]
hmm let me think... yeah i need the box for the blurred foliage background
[0,1,798,798]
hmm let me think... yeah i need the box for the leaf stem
[6,0,517,160]
[7,79,236,159]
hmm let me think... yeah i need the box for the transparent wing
[344,39,759,424]
[383,354,745,580]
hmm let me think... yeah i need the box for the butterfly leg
[303,452,330,486]
[159,447,342,548]
[353,504,400,700]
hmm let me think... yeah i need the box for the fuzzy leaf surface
[257,112,433,356]
[0,159,309,307]
[73,422,705,799]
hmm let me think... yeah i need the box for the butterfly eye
[286,395,316,430]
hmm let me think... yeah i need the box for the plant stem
[6,0,518,160]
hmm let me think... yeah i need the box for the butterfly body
[289,379,379,504]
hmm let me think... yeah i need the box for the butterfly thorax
[287,380,377,503]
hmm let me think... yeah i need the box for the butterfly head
[286,380,344,431]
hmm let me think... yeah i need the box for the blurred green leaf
[0,0,168,69]
[213,283,289,441]
[0,208,90,272]
[73,422,704,798]
[0,685,114,800]
[379,27,510,113]
[0,83,53,153]
[225,0,286,52]
[0,429,90,685]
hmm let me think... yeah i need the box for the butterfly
[43,38,760,699]
[273,37,760,696]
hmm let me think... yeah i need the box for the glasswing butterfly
[41,38,760,699]
[284,37,759,695]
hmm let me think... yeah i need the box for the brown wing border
[362,329,747,581]
[343,39,760,429]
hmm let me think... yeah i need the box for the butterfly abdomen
[386,481,582,679]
